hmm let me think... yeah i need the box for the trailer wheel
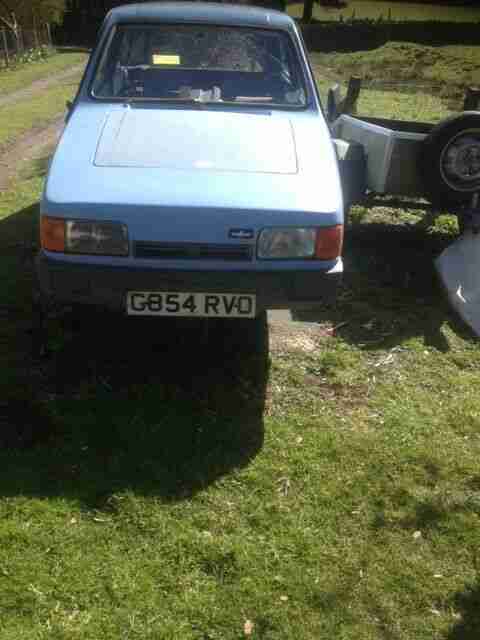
[421,112,480,209]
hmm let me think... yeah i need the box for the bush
[4,44,54,70]
[16,44,54,64]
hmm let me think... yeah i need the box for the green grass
[312,65,455,122]
[1,47,480,639]
[315,77,454,122]
[1,162,480,639]
[0,51,88,98]
[288,0,480,22]
[310,42,480,104]
[0,73,83,150]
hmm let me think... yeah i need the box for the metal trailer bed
[332,114,433,197]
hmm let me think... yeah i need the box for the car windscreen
[91,23,308,107]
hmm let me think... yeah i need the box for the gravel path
[0,117,64,191]
[0,64,85,110]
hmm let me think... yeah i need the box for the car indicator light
[40,217,65,252]
[315,225,343,260]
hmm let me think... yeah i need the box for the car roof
[104,2,296,30]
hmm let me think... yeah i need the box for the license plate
[126,291,256,318]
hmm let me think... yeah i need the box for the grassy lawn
[314,76,454,122]
[311,43,461,121]
[0,51,88,97]
[310,42,480,107]
[288,0,480,22]
[0,72,84,150]
[1,47,480,639]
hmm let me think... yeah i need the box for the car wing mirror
[65,100,74,124]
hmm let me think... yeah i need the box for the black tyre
[421,112,480,209]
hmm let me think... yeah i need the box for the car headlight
[257,226,343,260]
[41,217,129,256]
[65,220,128,256]
[258,228,315,259]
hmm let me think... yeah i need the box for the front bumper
[35,252,342,313]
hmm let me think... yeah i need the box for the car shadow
[2,311,269,506]
[293,221,477,352]
[0,202,269,507]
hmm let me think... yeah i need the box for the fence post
[327,83,341,122]
[340,77,362,115]
[33,24,40,49]
[1,28,9,67]
[46,23,52,47]
[16,25,22,55]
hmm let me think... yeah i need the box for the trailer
[329,80,480,335]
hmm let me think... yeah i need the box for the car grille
[134,242,253,262]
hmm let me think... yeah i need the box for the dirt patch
[0,62,86,190]
[269,319,334,354]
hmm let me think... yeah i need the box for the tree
[0,0,66,32]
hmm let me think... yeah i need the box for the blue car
[36,2,343,322]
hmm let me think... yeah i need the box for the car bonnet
[94,108,298,174]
